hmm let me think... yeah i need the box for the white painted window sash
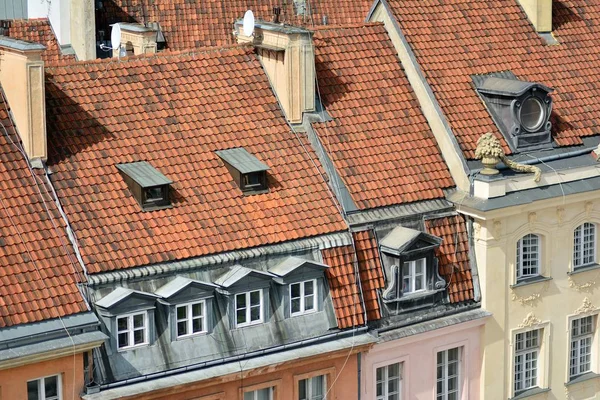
[290,279,317,316]
[514,329,540,393]
[176,300,206,338]
[27,374,62,400]
[375,362,402,400]
[116,311,147,350]
[436,347,461,400]
[402,258,426,294]
[573,223,596,268]
[235,290,263,327]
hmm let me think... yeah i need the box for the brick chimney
[114,23,158,57]
[517,0,553,32]
[0,37,47,162]
[235,21,315,124]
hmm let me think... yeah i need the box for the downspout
[357,352,362,400]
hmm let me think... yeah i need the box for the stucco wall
[473,192,600,399]
[0,353,85,400]
[361,318,484,400]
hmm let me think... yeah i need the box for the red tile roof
[44,47,346,274]
[425,215,474,303]
[97,0,372,49]
[312,24,455,210]
[386,0,600,158]
[0,90,88,328]
[5,19,76,65]
[353,229,384,321]
[321,244,365,328]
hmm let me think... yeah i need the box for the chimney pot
[273,6,281,23]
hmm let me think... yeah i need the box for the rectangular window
[517,234,540,279]
[117,312,147,349]
[574,223,596,268]
[27,375,60,400]
[176,301,206,338]
[290,280,316,315]
[402,258,426,294]
[235,290,263,327]
[298,375,326,400]
[436,347,461,400]
[243,387,273,400]
[376,362,402,400]
[570,316,594,378]
[514,329,540,394]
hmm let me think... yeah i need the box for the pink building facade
[362,313,487,400]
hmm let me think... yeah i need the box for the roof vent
[216,148,270,195]
[473,72,554,152]
[117,161,173,211]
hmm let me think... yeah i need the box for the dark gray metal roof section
[0,0,27,19]
[215,147,270,174]
[0,36,46,51]
[475,75,553,97]
[116,161,172,188]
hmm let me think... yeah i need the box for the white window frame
[243,387,274,400]
[116,311,148,350]
[516,234,541,280]
[27,374,62,400]
[376,362,402,400]
[298,374,327,400]
[290,279,317,316]
[513,329,541,394]
[176,300,207,338]
[436,347,461,400]
[569,315,595,379]
[402,258,426,294]
[573,223,597,269]
[235,290,263,328]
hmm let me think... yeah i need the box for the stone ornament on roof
[475,132,541,182]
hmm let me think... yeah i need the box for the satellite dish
[110,23,122,50]
[243,10,255,37]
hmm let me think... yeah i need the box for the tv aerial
[243,10,255,37]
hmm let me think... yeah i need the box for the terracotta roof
[4,19,76,65]
[0,90,88,328]
[312,24,455,210]
[386,0,600,158]
[353,229,384,321]
[97,0,372,50]
[425,215,474,303]
[44,47,346,274]
[321,244,365,329]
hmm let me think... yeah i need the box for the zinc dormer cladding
[216,147,270,194]
[117,161,173,210]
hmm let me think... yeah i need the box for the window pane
[250,305,261,321]
[304,281,314,295]
[118,332,129,348]
[291,283,301,298]
[192,303,203,317]
[312,375,324,395]
[299,379,307,400]
[236,294,246,308]
[388,376,399,394]
[305,295,314,311]
[291,298,301,314]
[177,321,187,336]
[117,317,127,331]
[388,362,400,378]
[250,290,261,306]
[27,380,39,400]
[192,317,204,333]
[133,314,144,328]
[237,309,246,325]
[256,388,271,400]
[177,306,186,320]
[415,258,425,274]
[244,392,254,400]
[133,329,144,344]
[415,274,423,291]
[45,376,58,397]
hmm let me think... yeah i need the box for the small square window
[241,172,267,192]
[290,280,317,316]
[402,258,426,294]
[116,312,148,350]
[298,375,326,400]
[235,290,263,327]
[176,301,206,338]
[27,375,61,400]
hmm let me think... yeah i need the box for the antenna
[110,23,122,50]
[242,10,255,37]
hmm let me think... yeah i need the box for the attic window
[473,72,554,152]
[117,161,173,211]
[216,148,270,194]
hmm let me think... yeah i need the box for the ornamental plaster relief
[556,207,565,226]
[517,312,543,328]
[568,276,598,293]
[574,297,597,315]
[586,201,594,217]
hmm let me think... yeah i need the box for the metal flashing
[215,148,270,174]
[87,231,352,286]
[346,199,453,227]
[154,276,220,299]
[0,312,99,342]
[116,162,172,188]
[268,256,330,277]
[476,76,553,97]
[0,35,45,51]
[379,226,442,256]
[96,287,160,309]
[214,265,275,288]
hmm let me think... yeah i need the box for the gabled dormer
[379,226,446,307]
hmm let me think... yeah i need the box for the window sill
[176,331,208,341]
[568,263,600,276]
[117,343,149,352]
[290,309,318,318]
[511,275,552,289]
[510,387,550,400]
[234,321,264,329]
[565,371,600,387]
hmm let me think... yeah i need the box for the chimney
[114,23,158,57]
[517,0,553,32]
[235,21,315,124]
[0,37,47,162]
[70,0,96,60]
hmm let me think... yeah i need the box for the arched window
[573,223,596,269]
[517,234,540,280]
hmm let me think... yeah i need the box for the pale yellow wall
[70,0,96,60]
[517,0,553,33]
[470,190,600,399]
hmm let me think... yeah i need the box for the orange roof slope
[0,92,87,328]
[97,0,372,49]
[425,215,474,303]
[353,229,384,321]
[312,24,455,210]
[6,19,76,65]
[321,245,365,328]
[45,47,346,274]
[386,0,600,158]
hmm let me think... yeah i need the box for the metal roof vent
[473,72,554,152]
[117,161,173,211]
[216,148,270,195]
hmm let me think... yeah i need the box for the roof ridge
[311,21,384,31]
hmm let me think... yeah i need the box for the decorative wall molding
[512,293,541,306]
[574,297,597,315]
[493,220,502,238]
[528,212,537,227]
[586,201,594,217]
[568,276,598,292]
[518,312,543,328]
[557,207,565,225]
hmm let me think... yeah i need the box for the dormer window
[216,147,270,194]
[117,161,173,211]
[473,72,553,151]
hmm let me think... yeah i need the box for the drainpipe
[357,352,362,400]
